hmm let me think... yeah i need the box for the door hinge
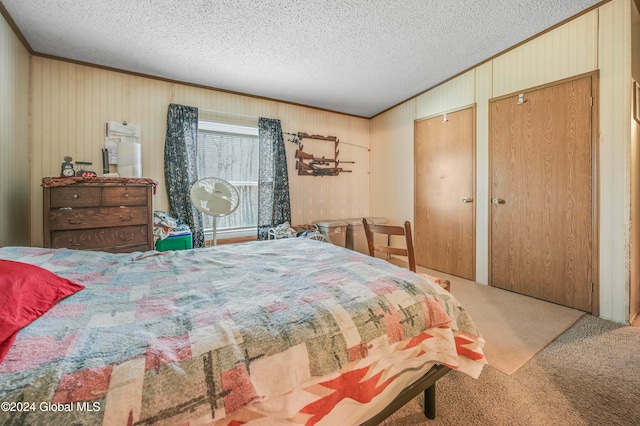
[590,97,593,107]
[590,282,594,292]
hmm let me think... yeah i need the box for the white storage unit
[344,217,389,254]
[312,220,348,247]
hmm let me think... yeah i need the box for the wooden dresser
[43,178,155,253]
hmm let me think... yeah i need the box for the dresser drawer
[109,243,151,253]
[102,186,148,206]
[50,225,149,251]
[49,187,102,208]
[48,207,149,230]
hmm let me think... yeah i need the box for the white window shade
[196,120,259,236]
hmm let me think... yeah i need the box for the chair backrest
[361,218,416,272]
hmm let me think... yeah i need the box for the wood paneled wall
[369,99,416,225]
[370,1,632,323]
[629,0,640,323]
[0,12,30,246]
[598,0,632,322]
[29,59,371,247]
[492,11,598,97]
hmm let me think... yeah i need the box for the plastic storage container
[155,233,193,251]
[344,217,389,254]
[312,220,348,247]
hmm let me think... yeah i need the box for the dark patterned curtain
[257,118,291,240]
[164,103,205,248]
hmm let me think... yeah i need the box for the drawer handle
[119,214,133,221]
[124,193,129,198]
[68,240,84,247]
[68,218,84,224]
[73,194,79,199]
[119,235,134,242]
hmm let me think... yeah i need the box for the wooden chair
[361,218,450,292]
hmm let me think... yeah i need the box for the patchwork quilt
[0,239,485,425]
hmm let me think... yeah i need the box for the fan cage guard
[190,177,240,246]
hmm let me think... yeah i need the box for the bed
[0,238,485,425]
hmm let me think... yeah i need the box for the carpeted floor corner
[380,314,640,425]
[417,266,585,375]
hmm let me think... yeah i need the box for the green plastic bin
[155,233,193,251]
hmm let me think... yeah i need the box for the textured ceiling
[2,0,602,117]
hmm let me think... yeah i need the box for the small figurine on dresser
[60,156,75,177]
[75,161,97,178]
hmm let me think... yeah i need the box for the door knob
[491,198,505,205]
[462,197,473,203]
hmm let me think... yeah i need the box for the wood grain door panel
[415,107,475,280]
[490,76,592,311]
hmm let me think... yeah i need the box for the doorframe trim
[414,103,477,281]
[487,71,600,316]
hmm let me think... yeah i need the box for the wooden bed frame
[360,364,451,425]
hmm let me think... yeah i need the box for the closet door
[490,76,593,311]
[414,107,475,280]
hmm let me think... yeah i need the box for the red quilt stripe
[300,366,396,426]
[454,335,485,361]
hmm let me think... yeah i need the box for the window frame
[196,120,259,241]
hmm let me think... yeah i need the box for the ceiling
[1,0,603,118]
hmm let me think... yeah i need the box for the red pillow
[0,259,84,363]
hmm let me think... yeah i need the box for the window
[196,120,259,239]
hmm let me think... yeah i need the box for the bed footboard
[360,364,451,425]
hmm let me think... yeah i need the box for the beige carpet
[417,266,585,375]
[380,314,640,425]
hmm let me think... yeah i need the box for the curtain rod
[197,107,258,120]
